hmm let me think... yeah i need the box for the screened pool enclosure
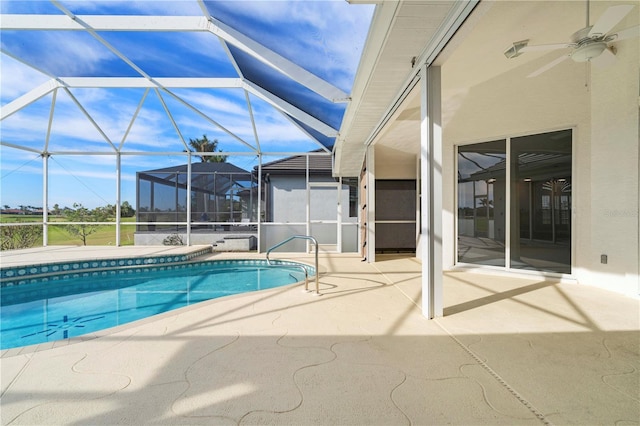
[135,162,259,248]
[137,163,259,230]
[134,155,359,252]
[0,1,373,253]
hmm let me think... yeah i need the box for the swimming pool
[1,259,313,350]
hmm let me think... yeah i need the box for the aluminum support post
[420,65,443,319]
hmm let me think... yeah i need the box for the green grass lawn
[1,215,137,246]
[0,214,47,223]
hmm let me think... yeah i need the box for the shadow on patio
[1,254,638,425]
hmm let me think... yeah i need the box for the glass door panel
[457,140,506,266]
[510,130,571,274]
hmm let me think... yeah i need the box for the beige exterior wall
[440,8,639,295]
[374,149,418,180]
[587,26,639,295]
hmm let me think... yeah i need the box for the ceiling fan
[503,1,639,77]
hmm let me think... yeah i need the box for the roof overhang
[334,0,478,176]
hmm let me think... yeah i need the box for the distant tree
[121,201,135,217]
[63,203,110,246]
[188,134,226,163]
[3,205,10,210]
[52,204,61,215]
[103,204,116,218]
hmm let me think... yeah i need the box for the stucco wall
[269,176,354,223]
[270,176,307,223]
[374,148,417,179]
[587,27,640,296]
[269,175,358,247]
[441,17,639,295]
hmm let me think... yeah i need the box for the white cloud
[287,2,373,90]
[177,90,249,118]
[211,1,373,91]
[59,0,203,16]
[8,32,119,77]
[0,113,50,147]
[0,55,52,103]
[0,152,43,177]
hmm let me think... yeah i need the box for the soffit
[335,1,463,176]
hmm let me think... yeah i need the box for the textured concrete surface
[1,250,639,425]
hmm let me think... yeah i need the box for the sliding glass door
[457,140,506,266]
[510,130,572,274]
[457,130,572,274]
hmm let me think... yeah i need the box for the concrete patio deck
[1,248,639,425]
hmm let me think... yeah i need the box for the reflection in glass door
[457,140,506,266]
[510,130,572,274]
[457,130,572,275]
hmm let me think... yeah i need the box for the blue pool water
[1,260,311,350]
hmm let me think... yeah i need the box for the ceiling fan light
[504,40,529,59]
[570,41,607,62]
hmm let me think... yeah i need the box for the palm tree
[188,134,226,163]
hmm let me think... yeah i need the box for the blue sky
[0,1,373,210]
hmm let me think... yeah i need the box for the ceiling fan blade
[591,48,616,68]
[521,43,571,52]
[527,55,570,78]
[614,25,640,41]
[589,5,635,37]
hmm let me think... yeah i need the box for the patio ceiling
[0,1,373,157]
[334,0,639,177]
